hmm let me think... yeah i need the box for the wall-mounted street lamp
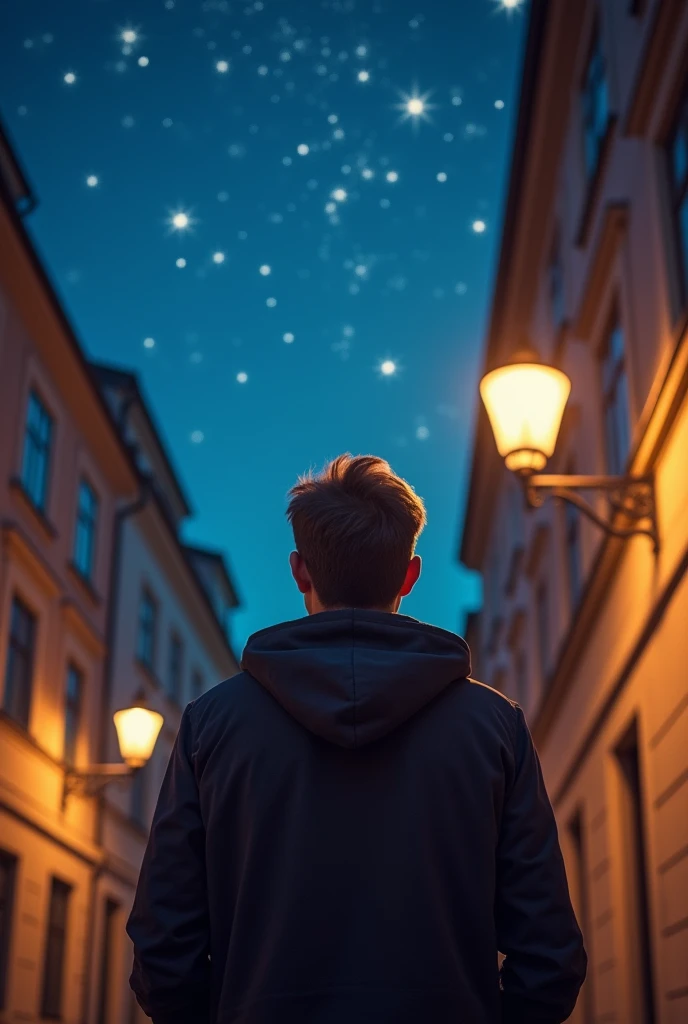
[479,351,659,551]
[63,690,163,804]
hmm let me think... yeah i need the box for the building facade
[460,2,688,1022]
[0,124,240,1023]
[87,365,240,1024]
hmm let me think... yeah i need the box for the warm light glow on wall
[480,361,571,472]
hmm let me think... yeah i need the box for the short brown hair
[286,454,427,609]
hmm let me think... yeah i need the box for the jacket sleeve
[126,705,211,1024]
[496,706,587,1024]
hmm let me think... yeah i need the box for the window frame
[3,594,38,730]
[581,27,611,182]
[600,313,632,476]
[96,898,120,1024]
[130,764,147,826]
[63,662,83,767]
[41,877,72,1020]
[20,388,54,513]
[0,850,17,1011]
[136,587,158,672]
[563,458,583,613]
[72,477,99,582]
[667,87,688,308]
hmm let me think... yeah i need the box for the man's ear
[399,554,421,597]
[289,550,312,594]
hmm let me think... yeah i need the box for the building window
[191,670,204,701]
[0,851,17,1011]
[41,877,71,1019]
[614,721,656,1023]
[131,766,147,826]
[601,318,631,475]
[20,389,53,512]
[168,633,184,705]
[549,230,566,329]
[63,663,83,766]
[73,479,99,581]
[535,582,550,685]
[3,595,37,730]
[565,501,583,612]
[668,89,688,304]
[97,899,119,1024]
[136,589,157,671]
[581,31,610,179]
[568,812,594,1023]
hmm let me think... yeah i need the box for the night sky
[1,0,526,653]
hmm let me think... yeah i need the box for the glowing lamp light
[113,700,163,769]
[480,358,571,473]
[406,97,424,115]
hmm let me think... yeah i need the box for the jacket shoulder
[187,670,255,715]
[465,676,520,710]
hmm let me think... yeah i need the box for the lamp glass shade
[113,706,164,768]
[479,362,571,472]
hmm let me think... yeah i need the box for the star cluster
[1,0,524,642]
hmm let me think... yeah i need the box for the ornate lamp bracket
[522,473,659,553]
[62,763,136,808]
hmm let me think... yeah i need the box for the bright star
[283,332,295,343]
[354,264,367,277]
[386,171,399,183]
[86,175,99,187]
[64,72,76,85]
[380,360,397,376]
[357,70,370,82]
[494,0,524,12]
[212,251,225,264]
[120,28,138,44]
[472,219,487,233]
[361,168,374,180]
[297,143,309,155]
[495,99,505,109]
[259,264,271,275]
[169,210,193,232]
[331,187,347,202]
[236,372,248,383]
[138,56,149,67]
[216,60,229,73]
[143,337,155,349]
[437,172,448,182]
[176,258,186,268]
[396,89,435,125]
[266,297,277,307]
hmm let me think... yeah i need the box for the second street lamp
[479,349,659,552]
[63,690,164,804]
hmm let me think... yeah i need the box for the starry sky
[1,0,526,653]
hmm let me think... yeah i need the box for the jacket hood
[241,608,471,748]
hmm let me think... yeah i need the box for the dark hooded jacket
[127,609,586,1024]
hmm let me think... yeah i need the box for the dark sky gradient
[1,0,526,651]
